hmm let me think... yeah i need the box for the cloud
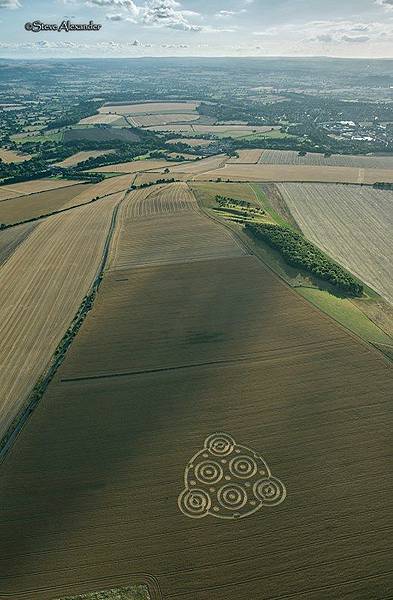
[341,34,370,43]
[376,0,393,9]
[0,0,21,8]
[215,9,246,18]
[142,0,201,31]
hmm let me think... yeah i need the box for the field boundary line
[0,191,128,463]
[0,180,89,203]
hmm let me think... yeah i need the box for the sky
[1,0,393,58]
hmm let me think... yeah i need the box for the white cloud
[215,9,246,18]
[376,0,393,9]
[142,0,201,31]
[0,0,21,8]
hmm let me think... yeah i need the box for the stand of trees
[246,223,363,297]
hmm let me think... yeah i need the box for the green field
[298,287,392,347]
[12,131,63,144]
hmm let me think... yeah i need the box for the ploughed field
[0,182,392,600]
[277,183,393,305]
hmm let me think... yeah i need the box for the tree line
[245,223,363,296]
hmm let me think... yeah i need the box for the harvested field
[65,175,135,208]
[0,222,36,265]
[0,194,121,444]
[277,183,393,305]
[117,182,197,220]
[78,114,124,126]
[63,128,139,144]
[193,163,393,184]
[90,159,181,174]
[133,172,189,186]
[166,138,214,147]
[228,149,264,163]
[0,250,392,599]
[0,148,32,163]
[259,149,393,170]
[0,178,84,202]
[130,114,199,128]
[108,187,244,271]
[99,102,200,115]
[164,154,228,176]
[55,150,116,168]
[0,183,92,224]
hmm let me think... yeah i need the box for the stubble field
[259,149,393,169]
[0,179,84,202]
[192,162,393,184]
[277,182,393,305]
[99,102,200,115]
[0,183,92,224]
[0,194,122,444]
[55,150,116,168]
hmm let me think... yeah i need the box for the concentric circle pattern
[205,433,235,457]
[195,460,223,485]
[253,477,286,506]
[217,484,247,511]
[229,455,257,479]
[178,488,211,519]
[178,433,286,520]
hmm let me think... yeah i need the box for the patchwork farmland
[0,181,392,600]
[277,183,393,305]
[99,102,200,115]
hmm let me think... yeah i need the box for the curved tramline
[0,195,123,446]
[108,183,246,271]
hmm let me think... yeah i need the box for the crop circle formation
[178,433,286,520]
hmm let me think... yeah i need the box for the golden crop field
[55,150,116,168]
[166,138,214,147]
[0,195,121,444]
[165,154,228,176]
[259,149,393,169]
[277,182,393,305]
[91,159,181,174]
[99,102,200,115]
[0,147,32,163]
[108,184,244,271]
[228,149,264,163]
[0,178,84,202]
[0,183,92,225]
[64,174,135,207]
[192,163,393,184]
[130,113,199,127]
[0,221,36,265]
[78,114,124,126]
